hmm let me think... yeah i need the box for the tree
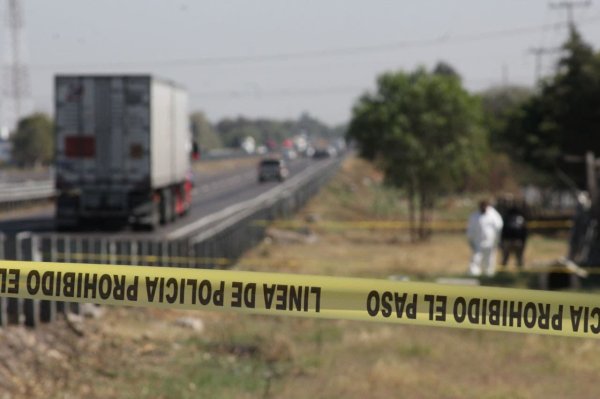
[433,61,461,80]
[11,113,53,167]
[502,27,600,189]
[479,85,532,151]
[190,111,222,152]
[347,65,486,240]
[215,117,269,147]
[293,112,333,138]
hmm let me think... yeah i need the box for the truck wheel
[149,199,161,230]
[135,196,160,231]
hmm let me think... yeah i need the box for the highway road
[0,157,318,239]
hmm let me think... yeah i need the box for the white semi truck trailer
[54,75,193,229]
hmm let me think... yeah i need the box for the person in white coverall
[467,200,504,276]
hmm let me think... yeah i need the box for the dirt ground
[1,156,598,399]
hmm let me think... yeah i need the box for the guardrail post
[54,236,65,314]
[171,242,177,267]
[0,233,6,327]
[169,242,176,267]
[50,235,57,262]
[152,241,159,266]
[66,236,80,315]
[6,297,20,325]
[99,238,106,264]
[184,240,191,268]
[16,232,40,328]
[33,235,56,323]
[0,232,6,326]
[191,242,199,268]
[161,241,168,267]
[0,291,7,327]
[130,241,138,265]
[76,237,83,263]
[140,240,147,266]
[4,233,20,325]
[208,238,215,269]
[109,240,117,265]
[175,241,181,267]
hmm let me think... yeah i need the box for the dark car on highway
[258,158,289,182]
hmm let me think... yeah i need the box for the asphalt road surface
[0,157,318,239]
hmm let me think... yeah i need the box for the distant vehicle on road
[312,145,337,159]
[258,158,289,182]
[282,148,298,160]
[54,75,194,230]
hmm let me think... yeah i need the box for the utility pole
[1,0,32,138]
[528,47,561,84]
[564,151,600,215]
[586,152,598,208]
[550,1,591,26]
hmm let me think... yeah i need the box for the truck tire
[160,188,175,224]
[151,199,161,228]
[147,201,161,230]
[134,196,161,231]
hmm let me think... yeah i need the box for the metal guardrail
[0,158,342,328]
[0,180,55,211]
[201,148,256,161]
[0,231,81,328]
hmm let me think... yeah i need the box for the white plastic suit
[467,205,503,276]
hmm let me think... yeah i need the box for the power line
[525,2,592,84]
[550,1,592,26]
[30,15,600,70]
[191,86,365,99]
[189,76,534,100]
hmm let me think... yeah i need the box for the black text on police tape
[144,277,322,312]
[365,290,600,334]
[3,270,323,313]
[25,270,138,301]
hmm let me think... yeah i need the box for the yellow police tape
[255,219,573,231]
[1,260,600,339]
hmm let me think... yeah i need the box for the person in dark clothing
[500,206,528,268]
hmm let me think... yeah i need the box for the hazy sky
[12,0,600,125]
